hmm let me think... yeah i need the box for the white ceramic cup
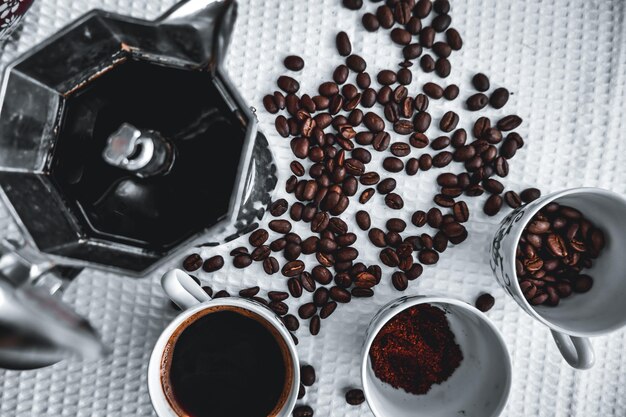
[361,296,512,417]
[490,187,626,370]
[148,269,300,417]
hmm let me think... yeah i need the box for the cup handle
[550,330,595,370]
[161,269,211,310]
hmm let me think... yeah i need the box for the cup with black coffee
[148,269,300,417]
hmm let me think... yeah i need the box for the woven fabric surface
[0,0,625,416]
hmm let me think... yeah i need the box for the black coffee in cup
[161,306,292,417]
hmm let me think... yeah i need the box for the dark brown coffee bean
[449,201,468,223]
[213,290,230,299]
[384,103,399,123]
[369,228,387,247]
[277,75,300,94]
[443,84,459,101]
[475,293,495,312]
[267,220,290,234]
[251,245,270,261]
[377,86,393,105]
[385,232,402,248]
[384,218,405,233]
[390,28,412,45]
[260,256,278,275]
[445,27,463,50]
[360,172,380,186]
[418,249,439,264]
[331,65,349,85]
[270,199,289,218]
[466,93,488,111]
[502,191,521,208]
[283,314,299,332]
[391,271,409,291]
[298,303,316,320]
[413,112,432,133]
[380,248,400,267]
[399,97,414,119]
[275,115,289,138]
[432,13,451,31]
[419,26,435,47]
[363,112,385,133]
[435,58,451,78]
[471,73,489,92]
[282,260,305,277]
[420,54,435,72]
[393,119,413,135]
[451,129,467,148]
[397,68,412,85]
[230,247,248,257]
[317,301,336,319]
[408,211,425,228]
[317,238,336,254]
[381,157,403,173]
[484,194,503,216]
[230,253,250,268]
[310,212,330,233]
[263,95,278,114]
[296,273,314,294]
[336,31,352,56]
[439,111,459,132]
[329,286,351,303]
[355,211,371,231]
[236,286,259,299]
[385,193,404,209]
[572,275,593,293]
[342,0,362,9]
[403,43,423,60]
[490,87,509,109]
[393,85,408,103]
[311,265,332,285]
[359,188,375,204]
[413,94,429,112]
[284,242,302,261]
[546,233,568,258]
[378,69,397,85]
[284,55,304,72]
[483,179,504,194]
[313,288,330,307]
[520,188,541,203]
[346,54,367,72]
[414,0,432,17]
[497,115,523,131]
[360,11,379,31]
[432,151,452,167]
[423,82,444,99]
[432,41,451,58]
[183,254,203,272]
[375,4,393,28]
[403,157,417,175]
[309,315,321,336]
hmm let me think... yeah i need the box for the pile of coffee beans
[516,203,605,306]
[181,1,547,414]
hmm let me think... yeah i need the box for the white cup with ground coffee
[490,187,626,369]
[148,269,300,417]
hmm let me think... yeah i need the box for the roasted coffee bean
[336,31,352,56]
[352,288,374,298]
[363,112,385,133]
[397,68,412,85]
[382,157,403,173]
[493,156,509,178]
[237,286,260,299]
[332,65,349,85]
[435,58,451,78]
[413,112,432,133]
[359,188,375,204]
[439,111,459,132]
[230,246,248,256]
[298,303,317,320]
[443,84,459,100]
[466,93,488,111]
[497,115,523,131]
[419,26,435,47]
[391,271,409,291]
[275,115,289,138]
[329,286,351,303]
[405,157,419,175]
[385,193,404,209]
[432,151,452,167]
[346,54,367,72]
[342,0,363,9]
[403,43,423,60]
[392,119,412,135]
[309,315,321,335]
[284,55,304,71]
[282,260,305,277]
[426,207,442,228]
[336,233,357,248]
[385,232,402,248]
[471,73,490,92]
[277,75,300,94]
[316,238,336,254]
[546,233,568,258]
[251,245,270,261]
[446,27,463,50]
[380,248,400,267]
[475,293,495,312]
[359,11,379,31]
[490,87,509,109]
[378,69,397,85]
[317,301,336,320]
[386,218,407,233]
[371,131,390,151]
[312,265,333,285]
[232,253,252,268]
[520,188,541,203]
[369,228,387,247]
[393,85,408,103]
[484,194,503,216]
[183,254,203,271]
[336,247,359,263]
[263,95,279,114]
[413,93,429,112]
[472,117,491,138]
[399,97,414,118]
[451,201,469,222]
[376,4,394,28]
[432,41,451,58]
[483,179,504,194]
[432,13,451,31]
[418,249,439,264]
[451,129,467,148]
[436,173,457,187]
[342,177,358,197]
[377,86,393,105]
[414,0,432,18]
[295,273,314,294]
[410,210,426,227]
[284,243,302,261]
[483,128,502,145]
[213,290,230,298]
[311,287,330,308]
[391,27,412,45]
[417,154,432,171]
[261,256,278,275]
[423,82,444,99]
[267,219,291,234]
[360,172,380,186]
[361,88,377,107]
[310,212,329,233]
[270,199,289,217]
[282,314,300,332]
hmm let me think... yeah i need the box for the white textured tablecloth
[0,0,625,416]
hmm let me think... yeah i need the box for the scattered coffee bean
[293,405,314,417]
[183,253,203,271]
[504,191,522,208]
[472,73,490,92]
[356,210,371,230]
[423,82,444,99]
[284,55,304,71]
[346,388,365,406]
[520,187,541,203]
[475,293,495,312]
[490,87,509,109]
[484,194,503,216]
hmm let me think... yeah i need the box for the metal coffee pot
[0,0,276,369]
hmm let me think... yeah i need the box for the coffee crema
[160,306,293,417]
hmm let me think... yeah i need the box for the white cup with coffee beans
[490,187,626,369]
